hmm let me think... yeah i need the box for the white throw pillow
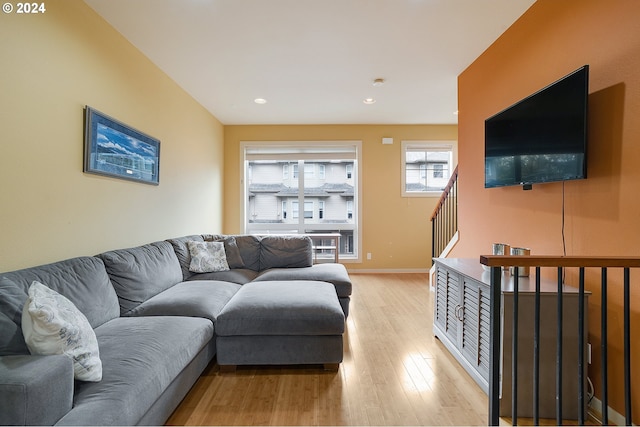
[22,281,102,382]
[187,241,230,273]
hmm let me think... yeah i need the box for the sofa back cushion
[0,310,27,355]
[259,235,313,269]
[204,234,262,271]
[166,235,205,280]
[0,257,120,355]
[98,241,183,315]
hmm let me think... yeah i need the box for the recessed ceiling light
[372,78,385,87]
[363,98,376,105]
[254,98,267,104]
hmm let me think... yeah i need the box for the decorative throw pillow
[22,281,102,382]
[187,241,230,273]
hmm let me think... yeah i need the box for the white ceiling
[83,0,535,125]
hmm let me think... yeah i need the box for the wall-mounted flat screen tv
[484,65,589,189]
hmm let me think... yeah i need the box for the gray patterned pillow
[22,281,102,382]
[187,241,230,273]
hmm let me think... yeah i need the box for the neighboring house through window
[242,141,361,260]
[401,141,454,197]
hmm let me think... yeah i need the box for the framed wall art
[84,106,160,185]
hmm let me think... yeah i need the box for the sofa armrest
[0,355,74,426]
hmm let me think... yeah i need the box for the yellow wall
[456,0,640,416]
[224,125,457,271]
[0,1,224,272]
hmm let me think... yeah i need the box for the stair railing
[430,165,459,258]
[480,255,639,426]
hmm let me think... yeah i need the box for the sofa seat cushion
[216,281,345,337]
[98,241,183,315]
[124,280,241,322]
[255,263,352,297]
[56,316,213,426]
[187,268,259,285]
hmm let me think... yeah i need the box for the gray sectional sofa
[0,234,351,426]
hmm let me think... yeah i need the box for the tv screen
[484,65,589,189]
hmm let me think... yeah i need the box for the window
[401,141,454,197]
[291,201,314,219]
[242,141,361,261]
[433,164,444,178]
[294,201,314,218]
[304,201,313,218]
[304,165,314,179]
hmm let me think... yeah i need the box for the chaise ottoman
[215,280,345,370]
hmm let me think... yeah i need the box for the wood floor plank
[166,273,488,426]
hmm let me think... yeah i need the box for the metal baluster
[601,268,609,425]
[452,185,456,238]
[489,265,502,426]
[624,268,632,425]
[448,191,451,242]
[578,267,585,425]
[437,214,441,256]
[557,267,563,425]
[431,219,436,259]
[533,267,541,426]
[512,273,519,425]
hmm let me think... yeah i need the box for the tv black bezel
[484,65,589,189]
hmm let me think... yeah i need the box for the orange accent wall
[455,0,640,418]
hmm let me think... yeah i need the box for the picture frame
[83,106,160,185]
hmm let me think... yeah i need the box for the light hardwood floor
[166,273,489,426]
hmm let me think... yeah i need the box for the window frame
[240,140,362,262]
[401,140,455,198]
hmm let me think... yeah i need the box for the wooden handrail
[430,165,459,221]
[480,255,640,268]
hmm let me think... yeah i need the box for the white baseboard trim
[588,396,634,426]
[347,268,429,274]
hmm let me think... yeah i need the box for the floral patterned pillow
[22,281,102,382]
[187,241,230,273]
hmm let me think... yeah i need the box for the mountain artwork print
[84,107,160,185]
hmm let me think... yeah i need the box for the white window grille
[401,141,454,197]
